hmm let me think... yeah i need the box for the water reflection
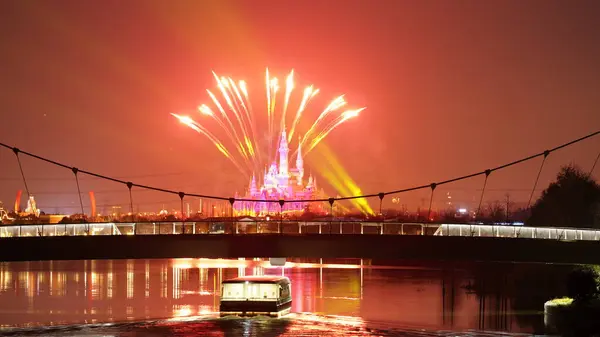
[0,258,576,334]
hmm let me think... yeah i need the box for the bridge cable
[71,168,87,234]
[378,193,386,227]
[178,192,185,233]
[11,148,31,202]
[0,130,599,206]
[328,198,335,232]
[427,183,436,224]
[279,200,284,234]
[475,170,492,219]
[473,169,492,236]
[590,149,600,177]
[518,150,550,237]
[126,182,135,226]
[527,150,550,209]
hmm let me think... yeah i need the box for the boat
[219,275,292,317]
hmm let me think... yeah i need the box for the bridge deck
[0,233,599,264]
[0,221,598,241]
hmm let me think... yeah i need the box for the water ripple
[0,314,536,337]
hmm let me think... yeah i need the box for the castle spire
[278,128,289,176]
[250,173,257,194]
[295,136,304,185]
[296,136,303,170]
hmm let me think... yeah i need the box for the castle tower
[266,162,277,188]
[296,137,304,185]
[306,174,314,190]
[250,174,257,194]
[263,166,267,187]
[278,129,289,176]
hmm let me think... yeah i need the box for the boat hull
[219,300,292,317]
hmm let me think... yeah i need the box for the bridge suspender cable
[11,148,31,202]
[590,149,600,176]
[527,150,550,210]
[0,130,599,205]
[71,168,87,234]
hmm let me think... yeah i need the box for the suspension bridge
[0,130,599,263]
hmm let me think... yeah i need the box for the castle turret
[295,137,304,185]
[265,162,278,188]
[263,166,267,187]
[250,174,257,194]
[306,174,314,190]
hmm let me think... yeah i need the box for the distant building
[0,202,13,221]
[24,195,40,217]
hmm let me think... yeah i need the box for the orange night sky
[0,0,599,214]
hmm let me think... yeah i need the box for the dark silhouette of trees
[486,201,506,222]
[528,165,600,228]
[59,214,88,224]
[566,265,599,301]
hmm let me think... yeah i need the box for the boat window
[248,283,260,299]
[258,284,277,299]
[279,284,290,298]
[222,283,244,299]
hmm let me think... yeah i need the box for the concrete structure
[1,234,600,264]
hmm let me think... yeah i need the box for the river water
[0,258,573,336]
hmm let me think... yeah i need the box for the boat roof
[222,275,290,284]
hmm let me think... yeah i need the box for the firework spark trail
[280,70,295,135]
[198,104,244,164]
[227,78,251,135]
[214,73,254,160]
[206,89,249,162]
[306,108,364,154]
[298,95,347,151]
[315,108,360,140]
[229,78,262,168]
[265,69,272,157]
[238,80,262,166]
[288,86,319,143]
[211,71,260,170]
[172,114,228,157]
[270,79,279,143]
[221,76,255,161]
[175,68,364,176]
[268,77,279,159]
[171,113,247,175]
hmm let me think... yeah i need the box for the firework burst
[173,68,364,177]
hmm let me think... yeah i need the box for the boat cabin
[219,275,292,317]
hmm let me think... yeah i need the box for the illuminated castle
[233,129,324,215]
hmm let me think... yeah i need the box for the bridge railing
[1,221,599,241]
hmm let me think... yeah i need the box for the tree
[528,165,600,228]
[486,201,506,222]
[566,265,599,301]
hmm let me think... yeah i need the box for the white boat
[219,275,292,317]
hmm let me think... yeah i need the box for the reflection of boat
[219,276,292,317]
